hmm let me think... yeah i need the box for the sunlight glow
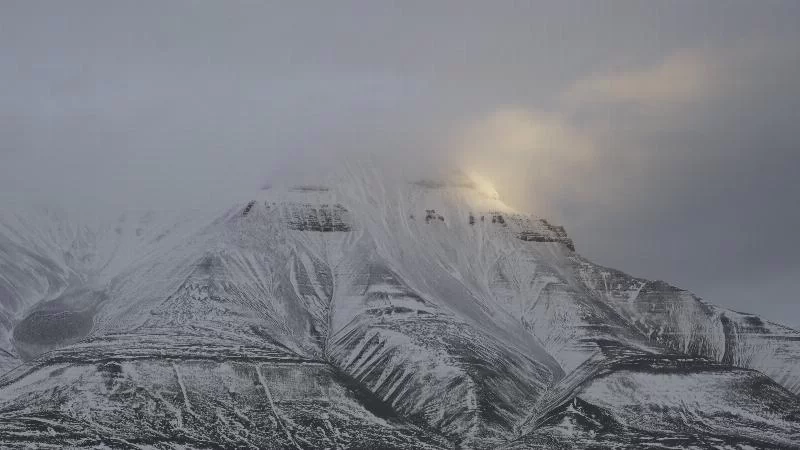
[465,171,500,200]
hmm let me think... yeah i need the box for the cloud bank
[564,49,717,107]
[1,1,798,326]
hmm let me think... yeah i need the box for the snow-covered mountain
[0,165,798,448]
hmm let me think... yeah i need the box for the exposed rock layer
[0,169,798,448]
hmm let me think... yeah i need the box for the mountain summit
[0,166,798,448]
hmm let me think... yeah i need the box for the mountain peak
[0,162,798,448]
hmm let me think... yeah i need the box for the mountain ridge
[0,166,798,448]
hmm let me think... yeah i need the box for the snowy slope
[0,164,798,448]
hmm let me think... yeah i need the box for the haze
[1,1,799,327]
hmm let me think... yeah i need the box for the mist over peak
[0,6,799,446]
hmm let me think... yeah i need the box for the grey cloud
[554,43,800,326]
[563,49,718,107]
[1,1,799,326]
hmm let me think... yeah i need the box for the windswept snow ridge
[0,165,798,448]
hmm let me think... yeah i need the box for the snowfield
[0,165,798,448]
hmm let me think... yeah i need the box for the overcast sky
[1,1,799,327]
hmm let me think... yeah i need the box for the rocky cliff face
[0,167,798,448]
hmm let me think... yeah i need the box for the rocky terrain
[0,166,798,448]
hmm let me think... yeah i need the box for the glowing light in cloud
[464,171,500,200]
[452,107,595,216]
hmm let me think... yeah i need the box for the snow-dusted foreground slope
[0,167,798,448]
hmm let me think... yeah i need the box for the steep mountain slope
[0,166,798,448]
